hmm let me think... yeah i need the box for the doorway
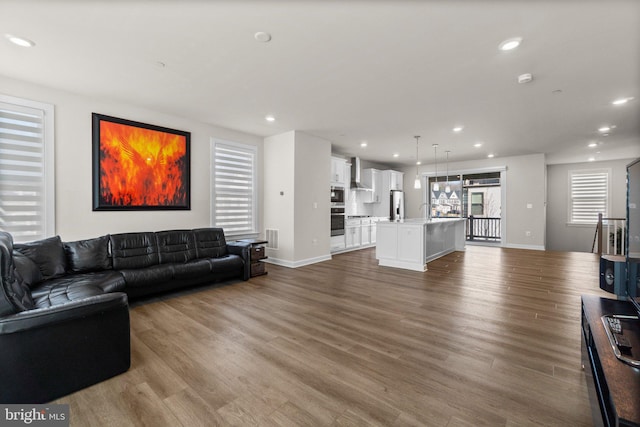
[428,171,502,244]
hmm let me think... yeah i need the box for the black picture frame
[92,113,191,210]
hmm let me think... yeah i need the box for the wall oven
[331,186,345,204]
[331,207,345,236]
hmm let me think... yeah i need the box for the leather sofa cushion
[31,271,126,308]
[172,258,212,280]
[0,231,34,315]
[12,251,43,288]
[64,235,111,273]
[14,236,67,280]
[209,254,243,273]
[110,232,159,270]
[193,228,228,258]
[119,264,174,288]
[157,230,197,264]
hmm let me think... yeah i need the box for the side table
[237,239,268,277]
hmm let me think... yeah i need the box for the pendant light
[432,144,439,192]
[445,150,451,193]
[413,136,421,189]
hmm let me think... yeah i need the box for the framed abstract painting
[92,113,191,210]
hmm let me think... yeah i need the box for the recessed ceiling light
[393,153,399,158]
[254,32,272,43]
[598,126,611,133]
[474,143,483,148]
[416,161,422,165]
[487,154,495,158]
[499,37,522,51]
[453,126,463,133]
[588,157,596,162]
[360,142,367,147]
[588,142,598,148]
[265,115,275,122]
[612,97,634,105]
[5,34,35,47]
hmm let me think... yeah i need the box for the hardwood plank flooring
[54,245,609,426]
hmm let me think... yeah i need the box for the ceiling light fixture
[612,97,634,105]
[499,37,522,51]
[254,32,272,43]
[474,142,482,148]
[432,144,440,192]
[265,115,275,122]
[393,153,399,158]
[487,153,495,158]
[445,150,451,194]
[453,126,463,133]
[360,142,367,147]
[5,34,35,47]
[598,126,611,133]
[588,142,598,148]
[414,136,421,190]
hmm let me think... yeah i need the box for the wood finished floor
[55,245,609,426]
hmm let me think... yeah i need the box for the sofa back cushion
[110,232,159,270]
[0,231,35,315]
[12,251,43,288]
[193,228,228,258]
[64,235,111,273]
[14,235,67,281]
[156,230,197,264]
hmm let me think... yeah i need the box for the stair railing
[592,213,626,256]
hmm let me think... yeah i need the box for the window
[569,169,609,224]
[470,192,484,216]
[0,95,54,242]
[211,139,257,235]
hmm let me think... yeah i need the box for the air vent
[265,229,279,250]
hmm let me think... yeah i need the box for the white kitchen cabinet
[362,168,382,203]
[389,170,404,190]
[361,218,372,245]
[331,156,347,185]
[345,219,362,248]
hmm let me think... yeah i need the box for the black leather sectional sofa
[0,228,251,403]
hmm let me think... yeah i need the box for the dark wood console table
[581,295,640,427]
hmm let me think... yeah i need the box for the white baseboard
[503,243,545,251]
[263,254,332,268]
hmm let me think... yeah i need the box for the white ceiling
[1,0,639,167]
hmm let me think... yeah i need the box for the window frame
[0,94,55,242]
[567,168,610,226]
[210,138,258,237]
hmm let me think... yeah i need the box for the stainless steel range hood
[350,157,371,190]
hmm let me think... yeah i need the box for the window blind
[0,102,48,241]
[212,141,257,235]
[569,170,609,224]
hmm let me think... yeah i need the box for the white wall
[0,75,263,241]
[402,153,547,249]
[546,159,631,252]
[264,130,331,266]
[263,131,296,261]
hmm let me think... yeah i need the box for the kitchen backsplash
[346,189,375,216]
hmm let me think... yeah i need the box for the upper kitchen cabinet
[388,170,404,190]
[362,168,382,203]
[331,156,347,186]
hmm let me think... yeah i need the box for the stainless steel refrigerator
[390,190,404,220]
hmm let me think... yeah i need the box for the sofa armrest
[0,292,130,403]
[227,241,252,281]
[0,292,128,334]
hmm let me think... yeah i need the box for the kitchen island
[376,218,465,271]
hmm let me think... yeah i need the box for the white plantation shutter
[0,97,54,242]
[569,169,609,224]
[212,140,257,235]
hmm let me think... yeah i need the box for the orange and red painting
[92,114,190,210]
